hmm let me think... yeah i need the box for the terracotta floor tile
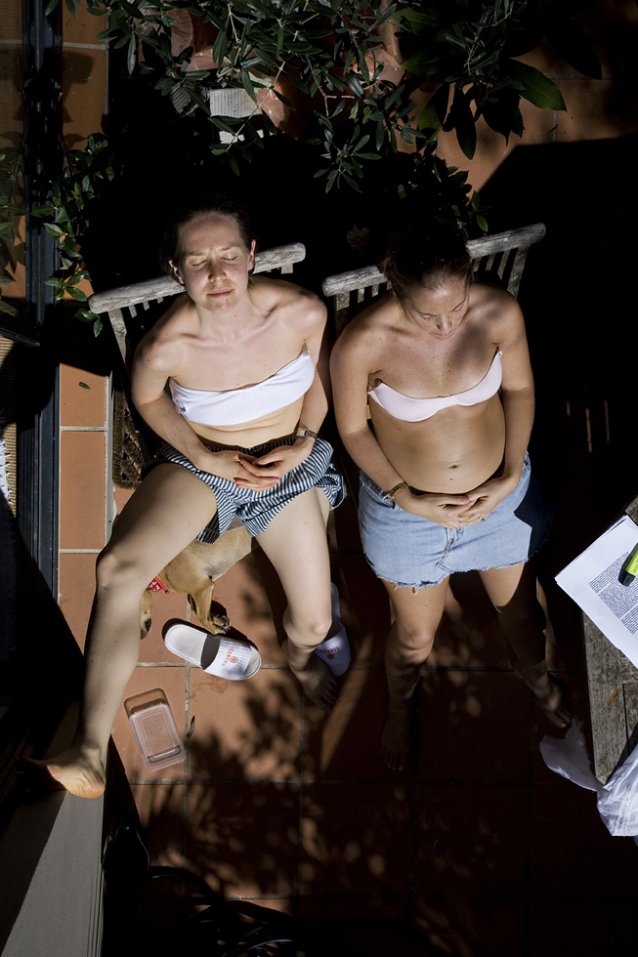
[112,665,187,784]
[130,782,189,867]
[186,667,302,782]
[338,558,390,667]
[184,781,300,897]
[299,912,432,955]
[430,572,511,670]
[139,588,192,663]
[302,667,393,782]
[527,895,637,956]
[297,898,412,925]
[415,785,528,898]
[416,671,532,785]
[528,782,638,897]
[415,894,527,957]
[212,553,286,665]
[299,782,416,899]
[241,897,295,913]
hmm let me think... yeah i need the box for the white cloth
[540,718,638,839]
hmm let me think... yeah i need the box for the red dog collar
[148,576,170,593]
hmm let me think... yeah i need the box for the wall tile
[62,48,108,146]
[59,365,108,427]
[63,8,108,45]
[59,430,107,549]
[58,551,96,650]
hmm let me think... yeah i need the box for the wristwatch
[384,481,408,502]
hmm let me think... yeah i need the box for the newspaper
[555,514,638,669]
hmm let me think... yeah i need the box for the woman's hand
[191,436,314,491]
[245,435,315,482]
[456,473,519,524]
[191,448,281,490]
[396,487,473,527]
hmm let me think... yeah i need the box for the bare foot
[381,706,412,771]
[22,744,106,799]
[286,649,338,710]
[530,672,572,729]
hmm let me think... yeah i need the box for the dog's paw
[187,596,231,635]
[206,600,231,635]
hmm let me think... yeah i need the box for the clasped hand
[194,438,313,491]
[402,473,516,529]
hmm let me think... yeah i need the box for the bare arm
[330,324,403,491]
[296,296,331,436]
[131,334,276,488]
[131,336,209,463]
[460,297,535,519]
[498,300,535,485]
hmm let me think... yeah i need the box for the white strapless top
[169,347,315,426]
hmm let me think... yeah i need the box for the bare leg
[256,488,337,709]
[382,579,449,770]
[38,465,221,797]
[479,563,571,728]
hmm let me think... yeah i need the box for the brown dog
[140,524,253,638]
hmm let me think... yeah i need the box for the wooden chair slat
[322,224,547,330]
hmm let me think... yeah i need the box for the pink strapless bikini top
[368,350,503,422]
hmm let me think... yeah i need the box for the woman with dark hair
[330,217,570,771]
[39,198,345,797]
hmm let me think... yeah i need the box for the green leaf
[127,34,137,75]
[44,223,65,238]
[402,52,436,80]
[447,87,476,160]
[66,285,88,302]
[418,83,449,131]
[504,59,566,111]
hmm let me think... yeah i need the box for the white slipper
[313,584,352,677]
[164,622,261,680]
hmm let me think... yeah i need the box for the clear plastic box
[124,688,185,770]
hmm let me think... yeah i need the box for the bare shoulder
[134,295,192,376]
[251,275,326,331]
[331,292,396,365]
[470,282,525,343]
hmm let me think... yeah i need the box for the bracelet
[296,426,319,440]
[384,481,409,502]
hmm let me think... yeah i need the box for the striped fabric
[155,434,345,543]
